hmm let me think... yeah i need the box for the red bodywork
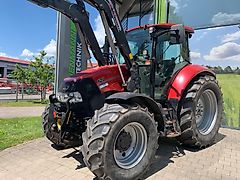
[64,63,214,102]
[64,24,214,102]
[167,64,215,100]
[64,65,129,93]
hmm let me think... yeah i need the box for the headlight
[57,92,69,102]
[57,92,82,103]
[69,92,83,103]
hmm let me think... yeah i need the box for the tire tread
[177,75,223,148]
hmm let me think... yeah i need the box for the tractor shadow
[62,148,86,170]
[143,137,185,179]
[57,133,225,179]
[51,144,87,170]
[143,132,226,178]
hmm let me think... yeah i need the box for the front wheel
[177,75,223,147]
[42,105,68,148]
[42,105,81,148]
[81,104,158,180]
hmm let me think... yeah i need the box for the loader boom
[28,0,133,69]
[85,0,133,68]
[28,0,105,66]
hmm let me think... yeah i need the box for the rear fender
[167,64,215,101]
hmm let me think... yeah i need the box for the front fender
[167,64,215,100]
[106,92,162,115]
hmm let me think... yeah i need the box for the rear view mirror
[170,24,185,44]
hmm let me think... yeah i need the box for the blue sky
[0,0,240,68]
[0,0,98,59]
[169,0,240,67]
[0,1,57,58]
[190,25,240,67]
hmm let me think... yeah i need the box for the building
[0,56,30,78]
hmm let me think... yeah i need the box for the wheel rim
[195,89,218,135]
[113,122,147,169]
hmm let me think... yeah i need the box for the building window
[7,69,13,78]
[0,67,4,78]
[122,0,154,30]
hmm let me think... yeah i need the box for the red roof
[0,56,31,65]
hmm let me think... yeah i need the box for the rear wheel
[177,75,223,147]
[82,104,158,180]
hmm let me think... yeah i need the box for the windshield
[118,29,152,64]
[119,28,188,67]
[126,29,152,56]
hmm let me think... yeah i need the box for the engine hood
[64,65,129,93]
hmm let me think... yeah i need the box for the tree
[11,64,27,101]
[11,51,54,102]
[235,67,240,75]
[213,66,223,74]
[224,66,233,74]
[29,51,54,101]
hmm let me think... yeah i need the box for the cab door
[154,33,190,100]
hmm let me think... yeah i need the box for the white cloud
[20,39,56,58]
[21,49,34,57]
[204,42,240,61]
[149,13,154,23]
[93,15,106,47]
[190,52,201,60]
[0,52,7,57]
[222,31,240,43]
[196,32,208,41]
[43,39,56,57]
[170,0,188,13]
[170,0,179,12]
[0,52,18,59]
[212,12,240,25]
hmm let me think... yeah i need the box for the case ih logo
[97,78,105,83]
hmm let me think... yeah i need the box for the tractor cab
[124,24,194,100]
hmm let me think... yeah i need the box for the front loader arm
[85,0,133,69]
[29,0,133,69]
[28,0,105,66]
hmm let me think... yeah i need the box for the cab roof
[126,23,194,33]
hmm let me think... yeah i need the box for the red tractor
[30,0,223,179]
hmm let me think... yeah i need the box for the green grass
[0,100,48,107]
[0,117,43,150]
[217,74,240,128]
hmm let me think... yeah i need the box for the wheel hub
[196,98,204,122]
[113,122,148,169]
[195,89,218,135]
[116,130,132,152]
